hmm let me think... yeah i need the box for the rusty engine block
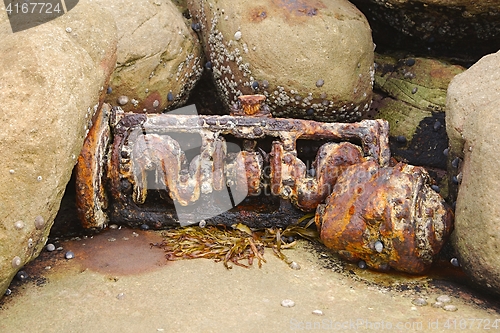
[76,95,453,274]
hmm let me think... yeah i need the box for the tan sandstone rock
[0,2,117,296]
[98,0,204,113]
[188,0,374,122]
[446,49,500,295]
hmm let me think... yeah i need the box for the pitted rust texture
[75,103,111,228]
[76,98,391,229]
[315,160,454,274]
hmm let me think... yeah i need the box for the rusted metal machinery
[76,95,453,273]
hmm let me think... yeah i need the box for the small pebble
[281,299,295,308]
[46,243,56,252]
[405,58,416,66]
[234,31,242,41]
[251,81,259,90]
[374,240,384,253]
[191,22,201,32]
[16,270,28,281]
[443,148,449,156]
[411,298,428,306]
[316,79,324,87]
[65,27,72,33]
[205,61,212,70]
[358,260,367,269]
[432,302,443,308]
[167,91,174,101]
[433,121,442,131]
[117,96,129,106]
[436,295,451,303]
[443,304,458,312]
[116,292,125,300]
[306,108,314,116]
[289,261,301,270]
[109,224,119,229]
[108,238,116,242]
[411,87,418,94]
[45,266,51,270]
[395,135,407,144]
[199,220,207,228]
[312,310,324,316]
[140,224,150,230]
[65,251,75,259]
[452,175,459,185]
[450,257,460,267]
[261,80,269,89]
[132,232,139,237]
[431,185,440,193]
[56,246,63,251]
[451,157,460,168]
[152,100,159,108]
[4,288,12,296]
[106,86,112,94]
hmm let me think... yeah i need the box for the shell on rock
[315,160,454,274]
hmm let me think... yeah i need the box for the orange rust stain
[64,228,168,276]
[273,0,325,16]
[248,6,268,22]
[245,0,326,24]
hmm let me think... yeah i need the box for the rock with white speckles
[188,0,374,122]
[447,49,500,296]
[0,2,117,297]
[351,0,500,58]
[99,0,204,113]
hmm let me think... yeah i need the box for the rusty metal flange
[76,101,391,229]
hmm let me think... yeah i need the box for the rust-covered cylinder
[315,160,454,274]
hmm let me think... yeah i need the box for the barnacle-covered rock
[187,0,374,122]
[351,0,500,59]
[99,0,204,113]
[315,160,454,274]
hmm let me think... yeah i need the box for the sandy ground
[0,227,499,333]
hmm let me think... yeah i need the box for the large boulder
[446,50,500,295]
[188,0,374,122]
[351,0,500,59]
[0,2,117,296]
[98,0,204,113]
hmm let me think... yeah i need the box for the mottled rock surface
[446,50,500,295]
[99,0,204,113]
[0,2,117,295]
[371,54,464,170]
[351,0,500,59]
[188,0,374,122]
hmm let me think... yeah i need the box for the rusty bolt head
[238,94,266,115]
[315,161,454,274]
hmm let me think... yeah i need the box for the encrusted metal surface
[76,99,390,229]
[315,160,454,274]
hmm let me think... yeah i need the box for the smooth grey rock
[0,2,117,296]
[446,49,500,295]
